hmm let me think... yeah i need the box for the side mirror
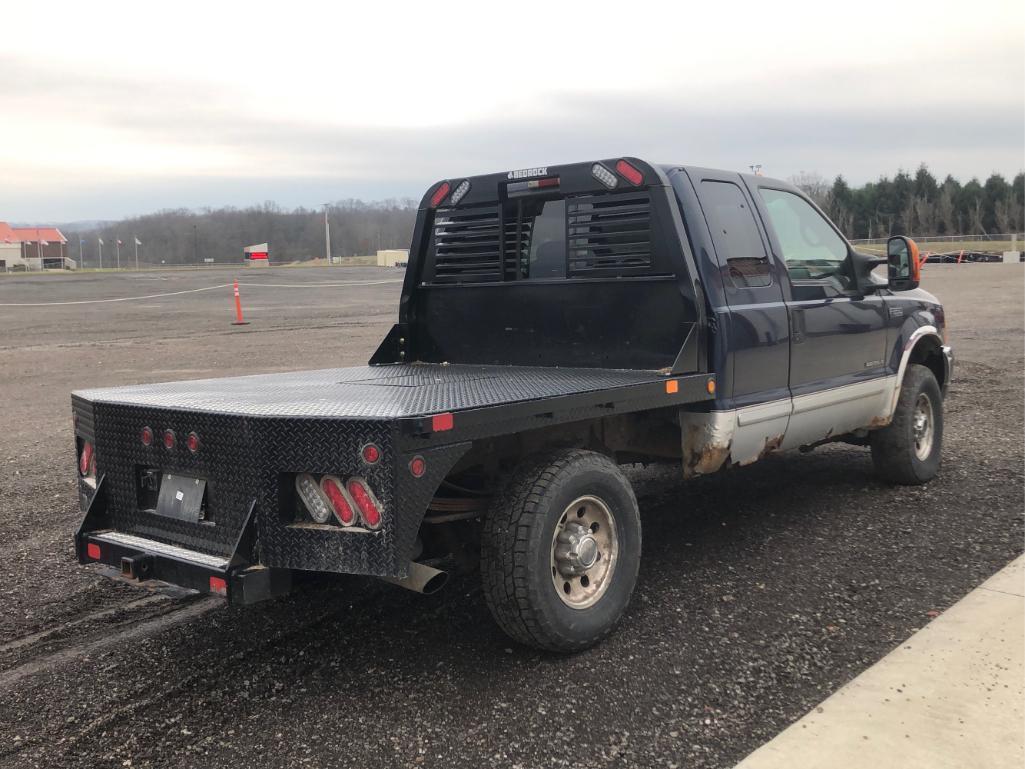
[887,235,921,291]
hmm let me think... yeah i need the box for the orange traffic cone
[231,279,249,325]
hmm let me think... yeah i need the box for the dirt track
[0,265,1021,768]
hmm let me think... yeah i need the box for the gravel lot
[0,264,1021,769]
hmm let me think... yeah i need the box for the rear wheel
[481,449,641,652]
[870,364,944,484]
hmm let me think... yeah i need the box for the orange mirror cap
[908,238,921,281]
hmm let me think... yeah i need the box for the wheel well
[908,336,946,390]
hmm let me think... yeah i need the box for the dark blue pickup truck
[72,158,953,652]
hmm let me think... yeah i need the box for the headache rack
[422,158,669,285]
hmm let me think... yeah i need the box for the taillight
[615,159,644,186]
[140,426,153,446]
[430,181,451,207]
[295,473,332,524]
[361,443,381,465]
[79,442,94,476]
[346,478,383,529]
[209,576,227,596]
[186,432,201,454]
[320,475,357,526]
[163,429,176,450]
[86,542,101,560]
[507,177,560,197]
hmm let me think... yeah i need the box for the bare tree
[789,171,831,208]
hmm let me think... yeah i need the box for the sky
[1,0,1023,222]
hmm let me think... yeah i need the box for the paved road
[0,265,1021,768]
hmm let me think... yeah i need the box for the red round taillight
[163,429,176,450]
[409,456,426,478]
[79,442,94,476]
[361,443,381,465]
[186,432,201,453]
[140,426,153,446]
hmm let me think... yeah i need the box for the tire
[870,363,944,485]
[480,449,641,653]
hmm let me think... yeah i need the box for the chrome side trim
[680,376,898,476]
[781,377,895,450]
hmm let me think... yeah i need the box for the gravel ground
[0,264,1021,769]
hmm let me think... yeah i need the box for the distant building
[376,249,409,268]
[0,223,71,271]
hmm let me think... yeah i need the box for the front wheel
[481,449,641,653]
[870,363,944,485]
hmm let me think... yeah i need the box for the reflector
[86,542,101,560]
[296,473,332,524]
[209,576,227,595]
[409,456,426,478]
[361,443,381,464]
[346,477,383,529]
[431,412,454,432]
[79,442,94,476]
[615,159,644,186]
[320,475,357,526]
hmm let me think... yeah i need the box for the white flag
[134,237,142,246]
[117,239,123,246]
[98,238,104,246]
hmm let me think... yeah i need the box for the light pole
[323,203,331,265]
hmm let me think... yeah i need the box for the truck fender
[883,324,950,426]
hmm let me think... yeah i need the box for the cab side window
[759,188,850,286]
[699,180,772,288]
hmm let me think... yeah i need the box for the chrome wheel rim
[550,495,618,609]
[912,392,935,461]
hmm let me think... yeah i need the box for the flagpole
[116,240,121,270]
[135,238,139,270]
[98,238,103,270]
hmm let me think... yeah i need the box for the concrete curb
[735,556,1025,769]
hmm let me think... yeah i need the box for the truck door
[683,169,792,460]
[747,182,889,448]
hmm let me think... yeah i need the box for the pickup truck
[73,158,953,652]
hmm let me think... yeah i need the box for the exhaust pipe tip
[379,561,448,595]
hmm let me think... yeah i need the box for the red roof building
[0,222,71,270]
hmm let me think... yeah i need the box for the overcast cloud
[1,0,1022,221]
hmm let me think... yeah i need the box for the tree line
[65,166,1023,267]
[70,199,418,267]
[791,166,1024,240]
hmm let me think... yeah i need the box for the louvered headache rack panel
[429,189,651,284]
[567,190,652,277]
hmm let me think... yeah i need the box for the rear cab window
[698,180,772,288]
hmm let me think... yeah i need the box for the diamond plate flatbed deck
[73,364,691,420]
